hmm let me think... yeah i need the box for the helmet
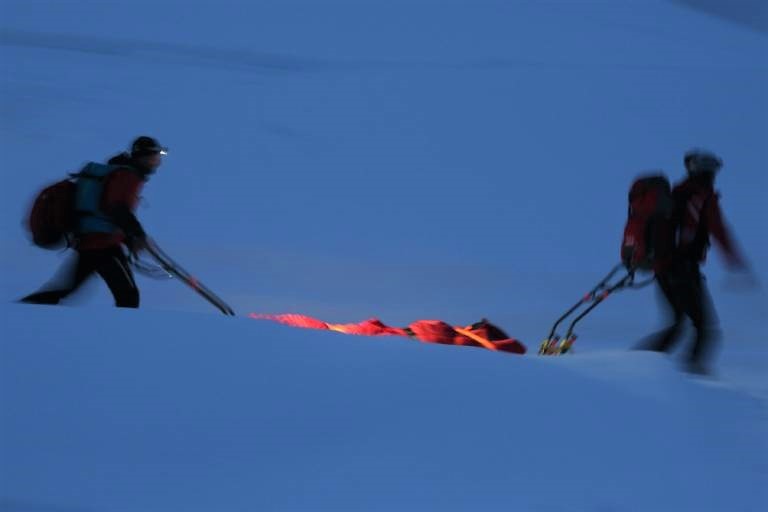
[131,136,168,157]
[684,149,722,174]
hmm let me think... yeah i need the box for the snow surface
[2,305,767,512]
[1,0,766,510]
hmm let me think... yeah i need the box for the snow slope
[1,304,766,511]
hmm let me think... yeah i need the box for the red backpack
[621,175,675,271]
[27,178,77,249]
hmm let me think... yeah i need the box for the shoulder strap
[72,162,120,180]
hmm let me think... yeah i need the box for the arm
[706,193,745,269]
[110,203,146,239]
[102,170,147,242]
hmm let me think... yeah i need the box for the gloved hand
[126,235,148,254]
[722,267,761,292]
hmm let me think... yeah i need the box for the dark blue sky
[673,0,767,33]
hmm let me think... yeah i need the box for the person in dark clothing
[21,136,167,308]
[637,149,751,374]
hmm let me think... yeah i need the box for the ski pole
[144,238,236,316]
[557,272,636,351]
[545,263,624,342]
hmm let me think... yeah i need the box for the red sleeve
[706,193,744,268]
[101,169,144,212]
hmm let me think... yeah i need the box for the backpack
[27,179,77,249]
[72,162,121,235]
[620,175,675,271]
[26,163,120,249]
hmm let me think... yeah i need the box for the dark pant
[21,247,139,308]
[638,260,718,368]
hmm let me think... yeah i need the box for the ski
[144,238,236,316]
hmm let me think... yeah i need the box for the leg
[95,248,140,308]
[679,266,719,373]
[636,271,685,353]
[20,252,97,304]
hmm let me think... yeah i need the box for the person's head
[130,136,167,173]
[684,149,721,183]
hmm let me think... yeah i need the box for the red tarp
[249,313,526,354]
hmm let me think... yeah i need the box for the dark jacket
[670,175,743,269]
